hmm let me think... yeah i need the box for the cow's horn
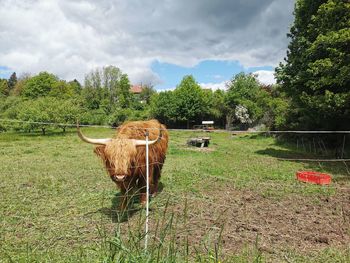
[77,122,112,145]
[133,127,163,146]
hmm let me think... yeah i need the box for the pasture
[1,129,350,262]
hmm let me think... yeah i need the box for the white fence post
[145,131,150,250]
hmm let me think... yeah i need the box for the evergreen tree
[8,72,17,92]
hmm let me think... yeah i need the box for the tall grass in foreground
[95,197,228,263]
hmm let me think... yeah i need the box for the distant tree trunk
[187,119,190,129]
[41,127,46,135]
[225,114,234,130]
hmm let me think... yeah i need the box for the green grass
[0,128,349,262]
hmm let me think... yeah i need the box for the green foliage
[11,74,31,96]
[68,79,82,94]
[150,91,177,124]
[8,72,17,92]
[117,74,133,108]
[22,72,59,98]
[225,73,270,127]
[79,109,108,126]
[108,107,132,127]
[0,79,9,97]
[261,85,290,129]
[276,0,350,130]
[172,75,207,127]
[140,85,156,104]
[0,96,24,119]
[0,97,81,134]
[83,66,132,111]
[1,65,291,131]
[49,80,75,98]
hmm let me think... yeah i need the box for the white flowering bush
[235,105,252,124]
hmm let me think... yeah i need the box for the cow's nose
[113,175,126,181]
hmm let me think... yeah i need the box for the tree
[83,66,129,111]
[150,91,177,125]
[17,99,52,134]
[116,74,132,108]
[225,73,269,127]
[173,75,206,128]
[102,65,122,104]
[8,72,17,92]
[11,73,31,96]
[15,97,82,134]
[22,72,59,98]
[203,89,227,127]
[140,85,156,104]
[68,79,82,95]
[49,80,75,98]
[260,84,290,130]
[0,79,9,97]
[275,0,350,130]
[55,99,82,132]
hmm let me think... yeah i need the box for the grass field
[1,128,350,262]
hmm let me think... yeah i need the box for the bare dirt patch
[157,184,350,260]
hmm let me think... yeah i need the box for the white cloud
[254,70,276,85]
[0,0,294,85]
[199,81,228,91]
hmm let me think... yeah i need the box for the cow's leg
[151,163,162,197]
[151,156,165,197]
[119,177,138,211]
[138,166,154,206]
[138,175,146,205]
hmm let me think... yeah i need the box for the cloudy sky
[0,0,295,90]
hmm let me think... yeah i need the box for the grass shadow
[256,147,308,159]
[98,192,141,223]
[255,144,350,180]
[99,182,164,223]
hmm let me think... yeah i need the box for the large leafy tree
[173,75,206,128]
[116,74,133,108]
[150,91,177,125]
[276,0,350,130]
[202,89,226,127]
[15,97,81,134]
[225,73,269,127]
[22,72,59,98]
[83,66,132,111]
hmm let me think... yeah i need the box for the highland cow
[77,119,168,210]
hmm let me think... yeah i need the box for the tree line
[0,66,287,133]
[0,0,349,134]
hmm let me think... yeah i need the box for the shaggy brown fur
[94,119,169,210]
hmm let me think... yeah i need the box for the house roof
[130,85,143,94]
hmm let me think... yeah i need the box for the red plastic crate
[296,171,331,185]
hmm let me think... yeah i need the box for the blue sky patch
[0,66,12,79]
[151,60,274,90]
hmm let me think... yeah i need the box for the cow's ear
[94,145,106,161]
